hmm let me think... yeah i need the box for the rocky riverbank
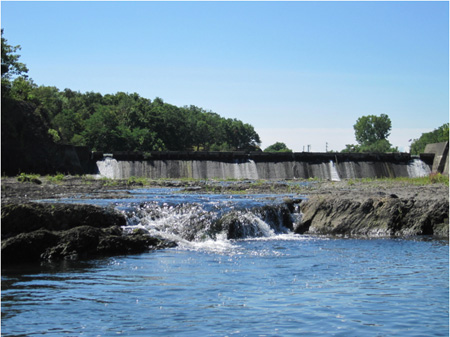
[296,193,448,237]
[1,176,448,264]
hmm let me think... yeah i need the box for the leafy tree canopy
[264,142,292,153]
[1,29,29,94]
[342,114,398,153]
[410,123,449,155]
[354,114,391,146]
[1,30,262,154]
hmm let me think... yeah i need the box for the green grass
[46,173,65,184]
[100,177,119,187]
[345,174,449,187]
[17,172,41,183]
[127,176,149,186]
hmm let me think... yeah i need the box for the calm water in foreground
[2,190,449,336]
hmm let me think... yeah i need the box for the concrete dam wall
[94,151,432,180]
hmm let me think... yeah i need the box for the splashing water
[122,193,303,253]
[407,158,431,178]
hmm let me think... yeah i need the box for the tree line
[410,123,449,155]
[2,30,261,153]
[2,30,447,156]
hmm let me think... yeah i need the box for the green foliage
[354,114,391,145]
[264,142,292,153]
[345,174,449,187]
[48,129,60,143]
[47,173,65,184]
[7,83,260,153]
[2,30,261,153]
[17,172,41,184]
[1,29,29,94]
[127,176,148,186]
[410,123,449,155]
[100,177,119,187]
[342,114,398,153]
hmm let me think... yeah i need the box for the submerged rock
[1,202,177,264]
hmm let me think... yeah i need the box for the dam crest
[94,151,435,180]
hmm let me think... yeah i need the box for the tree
[343,114,397,153]
[1,29,29,94]
[354,114,391,146]
[264,142,292,153]
[1,29,28,80]
[410,123,449,154]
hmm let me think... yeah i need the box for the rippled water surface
[3,237,448,336]
[2,190,449,336]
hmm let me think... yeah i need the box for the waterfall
[96,157,120,179]
[329,160,341,181]
[242,159,259,180]
[407,158,431,178]
[94,155,433,180]
[123,200,299,250]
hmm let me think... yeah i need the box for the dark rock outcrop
[296,195,449,237]
[1,203,126,239]
[1,202,177,264]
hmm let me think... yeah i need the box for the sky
[1,1,448,152]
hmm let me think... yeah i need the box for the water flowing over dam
[95,151,432,180]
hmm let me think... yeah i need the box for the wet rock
[1,230,60,263]
[2,224,177,264]
[1,203,177,264]
[216,204,294,240]
[1,203,126,239]
[297,195,449,237]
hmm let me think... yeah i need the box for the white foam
[96,157,120,179]
[407,158,431,178]
[329,160,341,181]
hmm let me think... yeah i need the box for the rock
[296,195,449,237]
[1,203,126,239]
[215,204,294,240]
[2,224,177,264]
[1,230,60,263]
[1,202,177,264]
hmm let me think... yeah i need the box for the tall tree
[354,114,391,146]
[344,114,397,153]
[1,29,29,95]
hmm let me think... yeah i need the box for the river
[2,188,448,336]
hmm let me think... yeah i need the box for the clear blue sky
[2,1,448,152]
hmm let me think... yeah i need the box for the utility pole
[326,142,328,152]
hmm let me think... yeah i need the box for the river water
[2,188,449,336]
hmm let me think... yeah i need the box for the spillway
[94,152,432,180]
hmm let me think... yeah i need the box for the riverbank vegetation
[2,30,261,154]
[346,173,449,187]
[13,173,449,190]
[410,123,449,155]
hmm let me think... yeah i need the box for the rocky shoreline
[2,176,448,264]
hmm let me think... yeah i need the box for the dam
[92,151,435,180]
